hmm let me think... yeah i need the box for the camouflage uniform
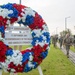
[59,36,63,49]
[64,34,72,58]
[52,35,58,48]
[73,35,75,49]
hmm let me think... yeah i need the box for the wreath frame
[0,3,50,73]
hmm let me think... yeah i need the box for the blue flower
[18,15,34,26]
[23,61,37,72]
[31,32,36,37]
[31,36,43,46]
[8,8,19,18]
[0,26,5,33]
[1,3,19,18]
[0,3,13,9]
[22,52,30,63]
[23,64,32,72]
[47,37,50,43]
[41,50,48,59]
[31,41,36,46]
[32,62,38,68]
[38,36,43,42]
[6,49,13,56]
[18,20,22,24]
[43,32,50,44]
[31,37,38,46]
[43,32,50,37]
[18,20,27,26]
[25,15,34,25]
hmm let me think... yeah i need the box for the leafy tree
[60,29,72,36]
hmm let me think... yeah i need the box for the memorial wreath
[0,3,50,73]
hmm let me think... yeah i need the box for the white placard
[4,26,32,45]
[6,26,30,31]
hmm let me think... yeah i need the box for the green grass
[10,45,31,51]
[70,46,75,52]
[2,45,75,75]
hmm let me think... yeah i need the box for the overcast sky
[0,0,75,35]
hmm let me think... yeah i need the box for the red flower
[13,4,26,17]
[0,55,6,62]
[32,45,43,56]
[0,41,7,55]
[21,49,32,55]
[8,62,24,72]
[0,16,3,19]
[3,18,7,25]
[43,44,48,51]
[13,4,26,12]
[33,56,43,64]
[2,33,4,38]
[31,45,43,63]
[0,16,7,25]
[0,16,7,29]
[29,13,45,30]
[10,18,18,24]
[0,41,7,62]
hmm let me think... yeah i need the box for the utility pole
[65,16,70,31]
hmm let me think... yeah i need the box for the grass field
[70,46,75,52]
[2,45,75,75]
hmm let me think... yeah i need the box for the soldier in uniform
[64,33,72,58]
[59,35,63,49]
[73,35,75,49]
[52,35,58,48]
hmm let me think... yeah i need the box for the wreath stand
[37,66,43,75]
[0,70,2,75]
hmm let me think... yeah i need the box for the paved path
[57,43,75,64]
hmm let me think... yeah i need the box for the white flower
[7,56,11,60]
[21,16,26,22]
[28,62,34,68]
[2,50,23,71]
[10,50,22,65]
[32,29,41,37]
[6,20,10,25]
[21,8,35,23]
[42,24,49,32]
[36,41,48,47]
[24,8,35,17]
[11,69,16,72]
[42,35,46,40]
[18,16,21,22]
[29,53,33,61]
[0,8,13,18]
[0,32,4,41]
